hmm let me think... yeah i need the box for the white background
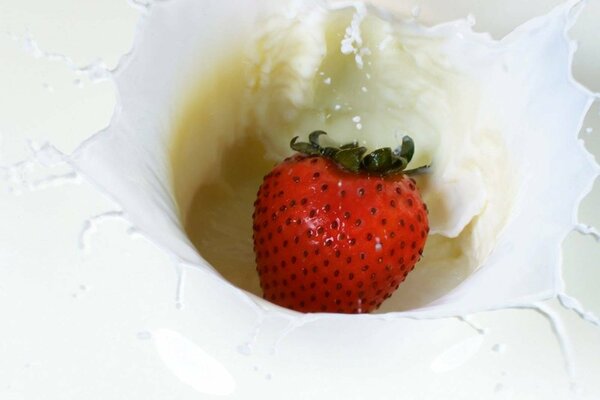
[1,0,599,399]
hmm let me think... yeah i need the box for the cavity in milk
[172,0,598,318]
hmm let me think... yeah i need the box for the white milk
[65,0,599,395]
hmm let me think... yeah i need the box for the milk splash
[30,0,598,396]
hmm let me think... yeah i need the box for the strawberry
[252,131,429,314]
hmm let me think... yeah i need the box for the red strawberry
[252,131,429,314]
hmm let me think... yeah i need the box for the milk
[64,0,599,396]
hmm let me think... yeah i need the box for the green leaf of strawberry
[253,132,429,313]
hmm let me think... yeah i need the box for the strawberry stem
[290,131,428,176]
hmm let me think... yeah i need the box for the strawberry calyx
[290,131,428,176]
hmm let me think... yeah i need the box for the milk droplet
[340,6,365,58]
[411,4,421,18]
[78,210,125,253]
[22,35,44,58]
[574,223,600,242]
[492,343,507,353]
[355,54,364,68]
[323,77,331,85]
[174,262,186,310]
[30,142,65,167]
[352,116,361,123]
[457,315,488,335]
[558,292,600,327]
[81,59,111,83]
[137,331,152,340]
[237,343,253,356]
[466,13,476,26]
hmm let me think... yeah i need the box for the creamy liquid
[172,4,517,311]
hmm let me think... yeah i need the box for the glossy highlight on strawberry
[252,132,429,314]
